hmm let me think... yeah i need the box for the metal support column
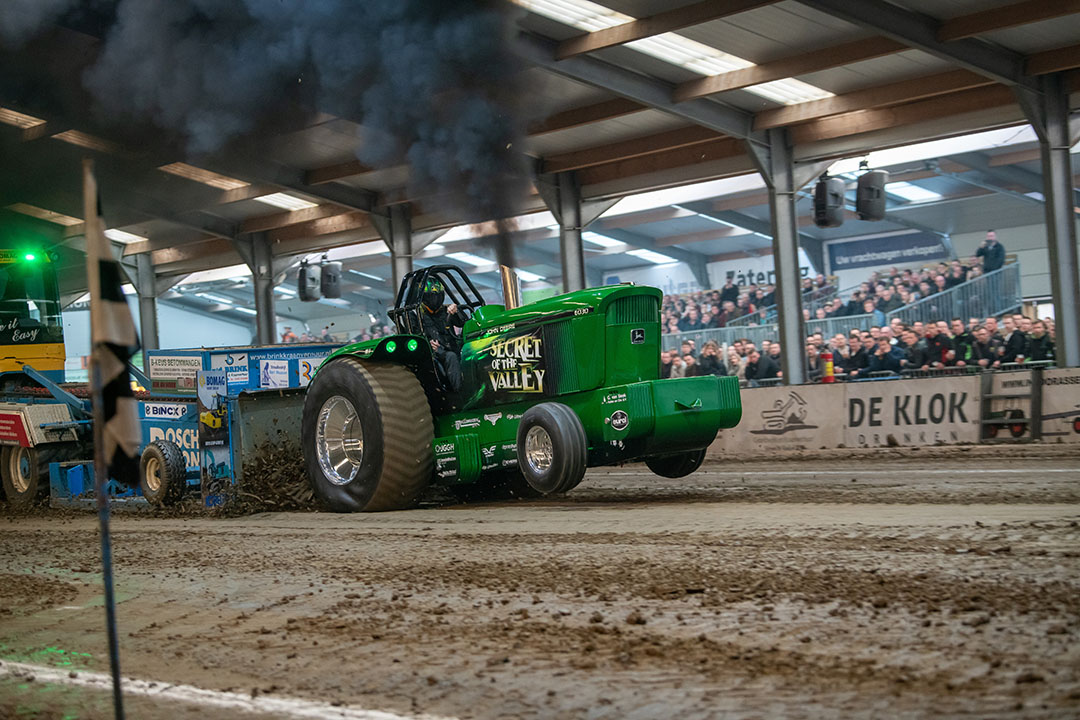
[534,168,619,293]
[557,173,586,293]
[133,253,159,351]
[250,234,276,346]
[1024,74,1080,367]
[389,205,413,294]
[749,129,809,385]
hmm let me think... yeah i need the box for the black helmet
[421,277,445,312]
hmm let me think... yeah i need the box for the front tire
[302,358,434,512]
[516,403,586,495]
[140,440,188,506]
[645,449,707,478]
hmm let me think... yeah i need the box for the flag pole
[84,157,126,720]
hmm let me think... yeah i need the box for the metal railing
[664,263,1022,346]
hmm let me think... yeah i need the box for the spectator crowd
[662,231,1007,334]
[663,312,1056,385]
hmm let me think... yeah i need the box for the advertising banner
[710,384,843,456]
[985,370,1034,440]
[827,232,948,273]
[1040,368,1080,444]
[148,354,203,394]
[197,370,232,501]
[844,376,980,447]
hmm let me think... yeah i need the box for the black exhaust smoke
[1,0,532,257]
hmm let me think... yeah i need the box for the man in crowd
[999,314,1027,364]
[984,316,1003,343]
[902,329,929,369]
[1027,320,1055,362]
[682,352,702,377]
[950,318,974,366]
[868,336,905,374]
[877,287,903,313]
[976,230,1006,272]
[744,348,780,385]
[863,298,886,326]
[971,325,1002,368]
[679,307,704,332]
[660,350,674,379]
[923,322,952,368]
[848,333,876,379]
[680,340,695,359]
[720,277,739,304]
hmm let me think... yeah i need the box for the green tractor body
[302,265,741,511]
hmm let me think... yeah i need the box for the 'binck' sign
[845,376,981,447]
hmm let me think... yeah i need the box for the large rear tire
[302,358,434,512]
[645,449,707,479]
[516,403,587,495]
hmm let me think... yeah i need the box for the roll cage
[387,264,486,335]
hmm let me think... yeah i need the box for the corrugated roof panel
[796,49,956,94]
[900,0,1017,20]
[982,20,1080,55]
[679,3,861,58]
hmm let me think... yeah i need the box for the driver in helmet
[420,278,465,391]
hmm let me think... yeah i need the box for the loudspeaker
[320,260,342,299]
[814,176,845,228]
[856,169,888,221]
[298,260,321,302]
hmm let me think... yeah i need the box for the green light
[407,339,418,352]
[24,253,36,261]
[385,340,397,353]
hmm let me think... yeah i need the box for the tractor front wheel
[302,358,434,512]
[645,449,707,479]
[140,440,188,506]
[516,403,586,495]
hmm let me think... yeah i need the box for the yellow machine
[0,249,66,381]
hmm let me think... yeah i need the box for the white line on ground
[600,468,1079,477]
[0,660,456,720]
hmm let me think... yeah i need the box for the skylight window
[517,269,544,282]
[275,286,297,297]
[0,107,46,129]
[6,203,82,226]
[447,251,493,267]
[627,248,677,264]
[582,231,624,248]
[196,292,235,305]
[52,130,119,154]
[159,163,250,190]
[513,0,833,105]
[254,193,319,211]
[104,229,147,244]
[234,307,258,315]
[887,182,942,203]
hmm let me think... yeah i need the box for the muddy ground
[1,446,1078,719]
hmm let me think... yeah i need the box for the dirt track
[2,448,1079,719]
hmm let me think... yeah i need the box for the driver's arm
[447,304,467,328]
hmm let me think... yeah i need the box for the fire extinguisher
[821,347,835,383]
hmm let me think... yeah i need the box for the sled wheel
[516,403,587,495]
[140,440,188,506]
[302,358,433,512]
[645,449,707,478]
[984,423,999,439]
[1006,409,1027,438]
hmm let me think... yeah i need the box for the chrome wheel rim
[316,396,364,486]
[524,426,553,475]
[144,456,162,492]
[9,447,32,494]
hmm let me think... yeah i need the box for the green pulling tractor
[301,265,742,511]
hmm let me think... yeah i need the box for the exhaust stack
[500,265,522,310]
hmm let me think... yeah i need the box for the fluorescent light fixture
[517,269,544,282]
[52,130,119,154]
[512,0,833,105]
[275,286,297,297]
[350,270,384,281]
[177,264,252,285]
[318,298,352,308]
[254,193,319,211]
[886,182,943,203]
[1024,191,1045,201]
[446,251,492,267]
[234,307,258,315]
[0,107,46,129]
[7,203,82,226]
[582,231,623,248]
[627,248,677,264]
[121,284,137,296]
[159,163,250,190]
[196,292,235,305]
[104,229,147,244]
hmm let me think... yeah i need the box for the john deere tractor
[301,265,741,511]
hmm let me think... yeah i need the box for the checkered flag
[83,159,141,488]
